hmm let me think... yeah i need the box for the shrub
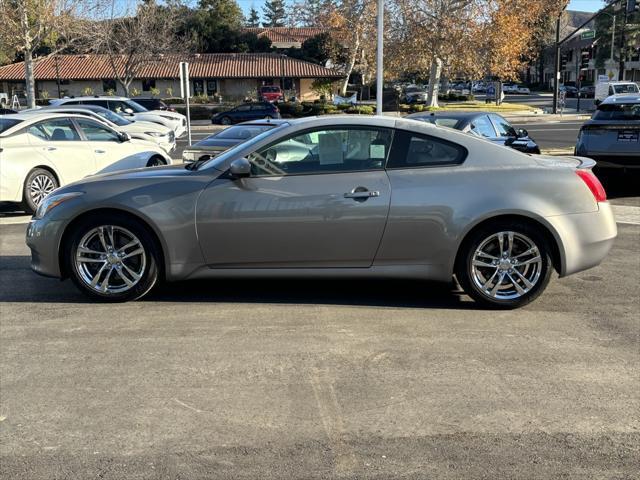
[82,87,94,96]
[150,87,160,97]
[336,103,351,111]
[165,87,173,97]
[345,105,374,115]
[130,87,140,97]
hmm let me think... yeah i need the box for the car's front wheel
[22,168,59,214]
[456,221,553,308]
[65,215,160,302]
[220,116,232,125]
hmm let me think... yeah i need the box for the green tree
[246,6,260,27]
[262,0,287,27]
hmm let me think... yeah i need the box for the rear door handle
[45,146,57,151]
[95,149,106,154]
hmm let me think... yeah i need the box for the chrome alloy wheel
[470,231,543,300]
[74,226,146,294]
[29,174,56,206]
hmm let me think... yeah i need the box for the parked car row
[0,112,172,213]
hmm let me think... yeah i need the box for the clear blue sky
[567,0,606,12]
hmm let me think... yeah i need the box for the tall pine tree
[246,6,260,27]
[262,0,287,27]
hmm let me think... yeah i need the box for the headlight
[144,131,165,137]
[182,150,196,162]
[34,192,84,220]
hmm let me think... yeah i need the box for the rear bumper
[546,202,617,277]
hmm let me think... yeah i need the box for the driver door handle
[95,149,106,154]
[45,146,57,151]
[344,189,380,199]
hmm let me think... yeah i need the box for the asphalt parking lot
[1,187,639,478]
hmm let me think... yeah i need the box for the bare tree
[0,0,102,108]
[92,0,191,96]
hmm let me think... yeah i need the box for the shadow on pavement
[1,254,474,309]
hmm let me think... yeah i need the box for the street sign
[580,30,595,40]
[598,74,609,84]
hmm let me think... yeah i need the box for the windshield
[201,125,275,143]
[97,109,131,126]
[594,103,640,121]
[0,118,22,133]
[612,84,639,94]
[124,99,148,112]
[197,122,290,170]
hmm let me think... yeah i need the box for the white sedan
[50,96,187,138]
[0,113,172,213]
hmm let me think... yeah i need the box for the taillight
[576,169,606,202]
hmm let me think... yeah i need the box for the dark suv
[211,102,280,125]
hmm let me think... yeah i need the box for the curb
[540,148,574,156]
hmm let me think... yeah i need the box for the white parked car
[29,105,176,153]
[0,113,172,213]
[50,96,187,138]
[594,81,640,105]
[516,86,531,94]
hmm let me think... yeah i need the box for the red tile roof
[0,53,343,81]
[245,27,327,44]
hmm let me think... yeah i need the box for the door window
[76,119,120,142]
[489,114,515,137]
[386,130,466,168]
[30,119,81,141]
[469,115,497,138]
[247,128,392,176]
[235,105,251,112]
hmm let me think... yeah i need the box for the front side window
[31,118,81,141]
[247,127,392,176]
[76,119,120,142]
[489,114,515,137]
[235,105,251,112]
[469,115,497,138]
[387,130,466,168]
[612,84,639,94]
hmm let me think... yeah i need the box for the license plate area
[617,130,639,142]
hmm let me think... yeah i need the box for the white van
[594,81,640,104]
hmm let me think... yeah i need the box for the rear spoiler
[573,156,597,170]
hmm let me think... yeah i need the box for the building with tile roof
[0,53,344,101]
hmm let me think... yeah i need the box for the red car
[259,86,283,102]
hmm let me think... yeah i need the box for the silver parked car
[26,116,616,308]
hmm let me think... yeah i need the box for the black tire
[455,220,553,309]
[146,155,166,167]
[65,214,161,302]
[21,168,59,214]
[220,116,232,125]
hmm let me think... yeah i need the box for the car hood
[123,121,172,134]
[147,109,185,121]
[189,139,239,150]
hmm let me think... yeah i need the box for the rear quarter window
[387,130,467,168]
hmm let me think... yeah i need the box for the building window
[206,80,217,96]
[103,79,116,93]
[283,78,294,90]
[59,79,70,85]
[142,79,156,91]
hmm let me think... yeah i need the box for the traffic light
[627,0,638,14]
[561,53,568,71]
[581,49,591,69]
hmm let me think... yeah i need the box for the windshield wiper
[185,159,208,171]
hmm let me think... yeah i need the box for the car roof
[237,119,288,126]
[406,111,496,122]
[601,94,640,105]
[51,96,132,103]
[39,104,111,113]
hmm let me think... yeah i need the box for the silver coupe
[26,116,616,308]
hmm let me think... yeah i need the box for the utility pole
[375,0,383,115]
[553,16,561,114]
[54,55,61,99]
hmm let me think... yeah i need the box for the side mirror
[516,128,528,138]
[229,158,251,178]
[123,108,134,115]
[119,132,131,142]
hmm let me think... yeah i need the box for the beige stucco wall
[299,78,317,101]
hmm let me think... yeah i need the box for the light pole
[376,0,383,115]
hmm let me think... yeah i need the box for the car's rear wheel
[22,168,58,214]
[66,215,160,302]
[220,116,232,125]
[456,222,553,308]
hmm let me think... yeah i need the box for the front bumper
[546,202,617,277]
[25,217,66,279]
